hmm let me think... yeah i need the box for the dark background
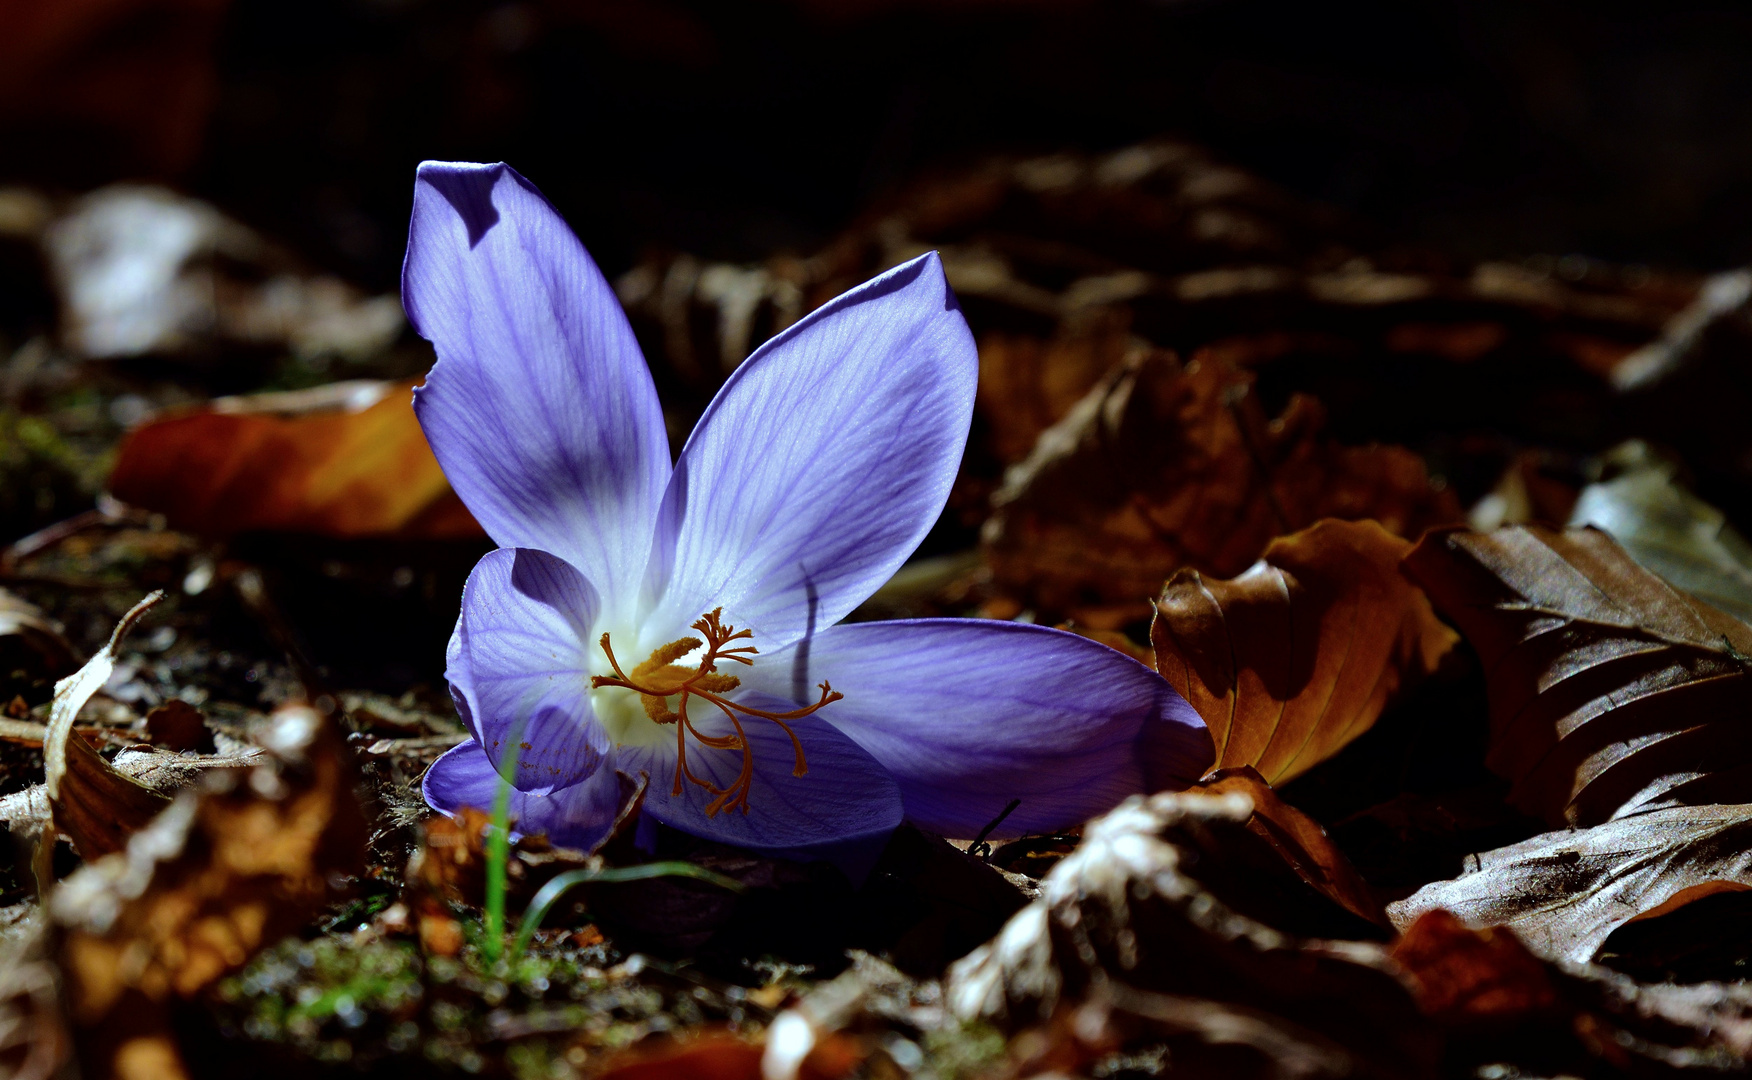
[9,0,1752,289]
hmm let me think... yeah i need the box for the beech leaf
[1569,440,1752,627]
[1197,766,1389,933]
[106,379,482,539]
[985,351,1461,628]
[48,703,368,1080]
[1152,519,1458,784]
[0,587,77,684]
[41,592,172,867]
[945,788,1440,1078]
[1387,804,1752,966]
[1402,524,1752,826]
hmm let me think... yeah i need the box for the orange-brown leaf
[1401,524,1752,826]
[985,351,1461,627]
[107,380,482,539]
[1389,910,1561,1026]
[1198,765,1388,930]
[1152,519,1458,784]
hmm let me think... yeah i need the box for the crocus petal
[423,741,631,852]
[405,161,669,620]
[642,252,976,652]
[456,547,608,794]
[443,620,478,742]
[742,619,1213,838]
[615,693,903,869]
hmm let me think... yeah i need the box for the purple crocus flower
[407,161,1212,866]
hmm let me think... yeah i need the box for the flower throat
[592,609,840,817]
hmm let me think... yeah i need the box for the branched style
[592,609,841,816]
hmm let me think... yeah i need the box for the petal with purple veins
[617,694,903,875]
[405,161,670,620]
[455,547,608,794]
[742,619,1213,838]
[642,252,976,652]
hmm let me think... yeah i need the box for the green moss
[211,927,766,1076]
[922,1020,1009,1080]
[0,410,102,540]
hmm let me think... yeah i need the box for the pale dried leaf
[1388,803,1752,966]
[1570,440,1752,627]
[42,592,171,864]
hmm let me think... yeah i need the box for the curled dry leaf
[1569,440,1752,627]
[1391,910,1752,1070]
[0,587,77,686]
[1196,766,1388,933]
[1153,519,1458,784]
[945,789,1438,1078]
[1402,524,1752,826]
[143,699,214,753]
[48,703,368,1080]
[106,379,482,539]
[1388,803,1752,966]
[976,324,1139,465]
[984,351,1460,627]
[0,912,69,1080]
[41,592,171,865]
[1388,910,1562,1028]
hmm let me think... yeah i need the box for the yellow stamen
[591,608,840,816]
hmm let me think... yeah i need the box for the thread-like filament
[591,609,840,817]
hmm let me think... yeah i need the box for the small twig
[0,503,153,576]
[970,798,1022,861]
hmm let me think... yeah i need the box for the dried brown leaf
[0,587,77,684]
[1389,910,1562,1027]
[143,699,213,754]
[0,912,69,1080]
[596,1029,763,1080]
[985,352,1461,627]
[945,790,1439,1078]
[1389,911,1752,1069]
[1388,803,1752,966]
[1402,524,1752,826]
[1197,766,1388,932]
[106,379,482,539]
[976,324,1138,465]
[48,703,367,1079]
[1153,519,1458,784]
[41,592,172,865]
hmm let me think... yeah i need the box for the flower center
[591,608,841,817]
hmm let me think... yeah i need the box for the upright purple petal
[456,548,608,794]
[405,161,669,619]
[424,741,633,852]
[742,619,1213,838]
[615,695,903,872]
[642,253,975,652]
